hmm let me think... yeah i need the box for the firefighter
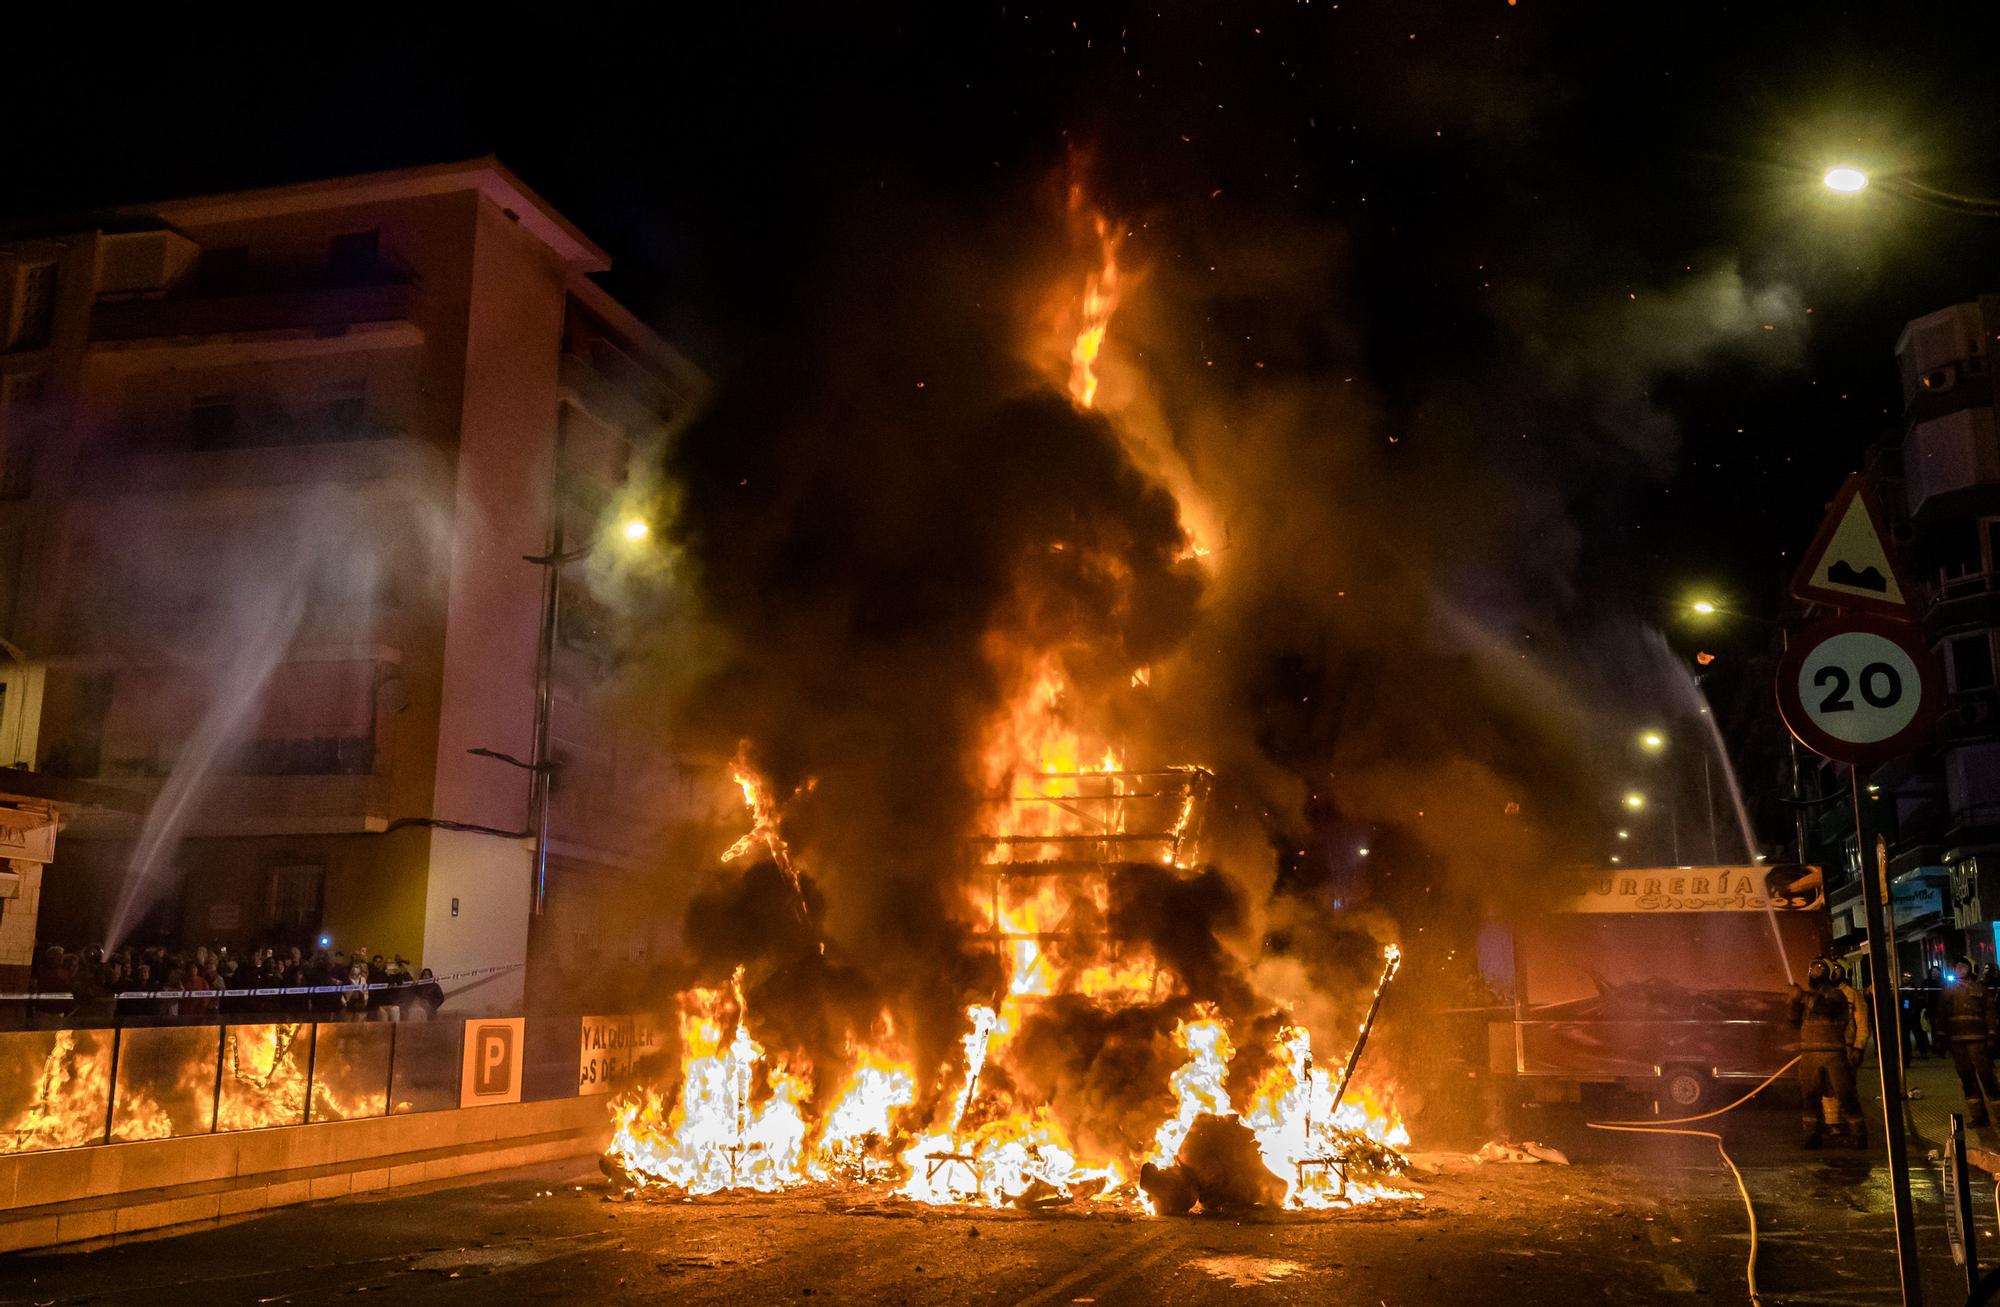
[1790,956,1866,1148]
[1834,960,1869,1079]
[1936,957,2000,1127]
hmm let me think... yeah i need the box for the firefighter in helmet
[1790,955,1866,1147]
[1833,959,1869,1074]
[1937,956,2000,1127]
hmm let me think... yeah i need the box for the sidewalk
[1900,1049,1995,1152]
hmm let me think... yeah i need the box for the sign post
[1778,608,1939,1307]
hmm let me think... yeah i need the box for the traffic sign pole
[1856,806,1922,1307]
[1777,609,1942,1307]
[1778,477,1935,1307]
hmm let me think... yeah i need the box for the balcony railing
[89,281,419,344]
[75,428,423,497]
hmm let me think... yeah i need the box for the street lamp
[1638,729,1666,754]
[524,506,652,916]
[1623,791,1646,811]
[1681,594,1812,865]
[1818,164,2000,218]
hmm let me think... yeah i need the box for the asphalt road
[0,1099,1983,1305]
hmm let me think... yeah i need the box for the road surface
[0,1099,1980,1304]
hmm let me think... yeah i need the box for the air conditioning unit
[94,230,200,300]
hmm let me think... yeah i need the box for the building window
[327,230,380,285]
[187,394,238,450]
[313,381,367,439]
[195,245,251,294]
[8,263,57,351]
[0,372,47,500]
[1951,632,1997,693]
[266,863,325,934]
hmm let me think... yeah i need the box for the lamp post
[1686,598,1809,865]
[1637,728,1721,864]
[1820,165,2000,218]
[1621,788,1679,865]
[522,426,650,918]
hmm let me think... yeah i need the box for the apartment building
[0,160,714,1010]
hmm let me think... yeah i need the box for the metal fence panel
[0,1028,114,1153]
[388,1021,460,1114]
[215,1023,313,1132]
[111,1025,222,1141]
[308,1022,391,1122]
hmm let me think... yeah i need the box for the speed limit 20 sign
[1776,615,1943,766]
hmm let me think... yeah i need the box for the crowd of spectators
[27,942,445,1027]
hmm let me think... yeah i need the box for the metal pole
[102,1024,123,1144]
[1783,628,1811,865]
[1328,946,1403,1116]
[1856,771,1923,1306]
[529,422,567,917]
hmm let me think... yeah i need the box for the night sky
[8,2,2000,824]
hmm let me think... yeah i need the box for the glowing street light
[1638,730,1666,753]
[1690,599,1718,616]
[1623,791,1646,811]
[1616,829,1630,840]
[621,516,651,543]
[1823,166,1869,194]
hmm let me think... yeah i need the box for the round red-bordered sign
[1775,614,1942,767]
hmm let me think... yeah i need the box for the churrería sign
[0,807,55,866]
[1571,864,1824,914]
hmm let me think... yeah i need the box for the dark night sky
[7,1,2000,656]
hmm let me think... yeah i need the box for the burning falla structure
[602,189,1417,1215]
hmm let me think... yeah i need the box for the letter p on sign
[459,1018,525,1107]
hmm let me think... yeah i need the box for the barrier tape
[0,961,525,1003]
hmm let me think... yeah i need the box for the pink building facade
[0,161,714,1010]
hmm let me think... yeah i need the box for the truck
[1484,863,1830,1111]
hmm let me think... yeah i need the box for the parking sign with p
[459,1017,525,1107]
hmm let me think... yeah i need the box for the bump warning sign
[1791,473,1915,620]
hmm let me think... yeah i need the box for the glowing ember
[1067,208,1121,410]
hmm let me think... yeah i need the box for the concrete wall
[0,1091,607,1252]
[418,827,530,1012]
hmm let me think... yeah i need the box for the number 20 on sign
[1775,615,1943,767]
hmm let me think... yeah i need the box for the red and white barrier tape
[0,961,523,1003]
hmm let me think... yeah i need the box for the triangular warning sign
[1791,473,1916,620]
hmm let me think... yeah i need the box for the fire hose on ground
[1586,1054,1800,1307]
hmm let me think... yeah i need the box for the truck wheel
[1660,1067,1712,1113]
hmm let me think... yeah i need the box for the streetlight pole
[520,432,651,918]
[526,421,572,919]
[1822,165,2000,219]
[1685,601,1812,863]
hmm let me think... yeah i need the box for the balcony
[1904,406,2000,520]
[558,334,690,432]
[74,428,431,499]
[63,771,391,839]
[89,281,419,345]
[1920,567,2000,633]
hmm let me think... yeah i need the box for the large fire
[601,194,1415,1214]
